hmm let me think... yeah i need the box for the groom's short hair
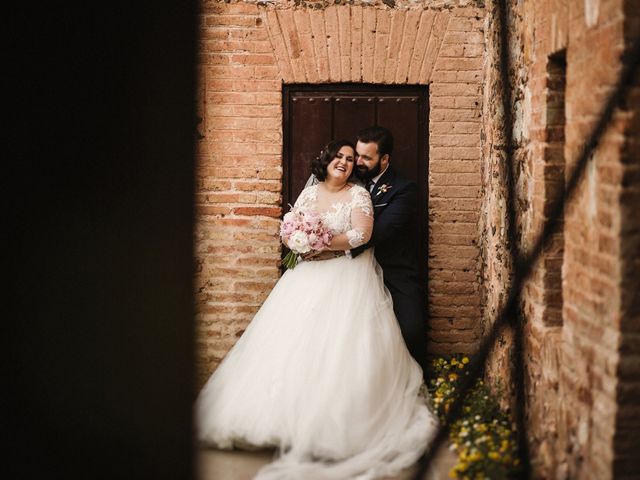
[356,126,394,158]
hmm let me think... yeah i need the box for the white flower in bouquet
[287,231,312,254]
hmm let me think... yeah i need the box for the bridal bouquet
[280,209,333,269]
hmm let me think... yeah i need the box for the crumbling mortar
[210,0,486,11]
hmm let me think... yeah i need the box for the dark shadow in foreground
[7,2,197,479]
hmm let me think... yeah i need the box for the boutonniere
[376,184,392,196]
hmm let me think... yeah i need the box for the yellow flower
[462,357,470,364]
[449,373,458,381]
[468,451,482,462]
[488,451,501,461]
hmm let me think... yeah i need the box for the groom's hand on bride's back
[301,250,323,260]
[301,250,345,261]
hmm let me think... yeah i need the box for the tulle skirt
[196,249,437,479]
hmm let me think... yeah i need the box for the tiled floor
[197,443,457,480]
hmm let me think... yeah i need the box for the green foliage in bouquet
[282,250,300,270]
[428,355,521,479]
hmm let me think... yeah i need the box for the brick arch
[263,5,450,85]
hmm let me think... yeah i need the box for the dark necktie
[365,179,375,193]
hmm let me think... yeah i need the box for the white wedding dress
[196,184,438,479]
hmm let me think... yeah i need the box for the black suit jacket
[351,166,420,290]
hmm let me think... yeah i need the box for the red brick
[429,281,478,294]
[430,211,480,223]
[253,66,281,79]
[430,221,478,235]
[431,234,478,246]
[199,192,257,204]
[206,78,280,92]
[236,257,281,268]
[430,172,480,186]
[433,56,484,71]
[196,205,233,216]
[406,10,435,83]
[429,186,481,198]
[232,206,282,217]
[428,308,479,322]
[443,31,484,45]
[230,53,275,66]
[418,10,449,83]
[234,180,281,192]
[206,65,256,79]
[430,160,480,174]
[205,15,258,28]
[428,329,480,343]
[432,83,482,97]
[430,108,482,122]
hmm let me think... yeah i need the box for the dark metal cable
[412,21,640,480]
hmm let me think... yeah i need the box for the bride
[196,139,437,479]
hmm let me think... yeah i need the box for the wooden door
[282,84,429,287]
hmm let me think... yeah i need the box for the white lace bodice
[293,184,373,248]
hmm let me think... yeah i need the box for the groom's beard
[356,161,382,181]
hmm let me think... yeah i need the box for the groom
[350,126,428,373]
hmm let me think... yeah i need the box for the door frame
[282,83,430,298]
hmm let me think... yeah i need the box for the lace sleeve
[292,185,317,213]
[346,187,373,248]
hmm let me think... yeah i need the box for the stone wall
[195,0,488,385]
[481,0,638,478]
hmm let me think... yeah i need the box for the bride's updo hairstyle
[311,139,356,181]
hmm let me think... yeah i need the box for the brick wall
[195,0,639,475]
[195,0,283,385]
[614,1,640,476]
[482,0,638,478]
[195,0,488,385]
